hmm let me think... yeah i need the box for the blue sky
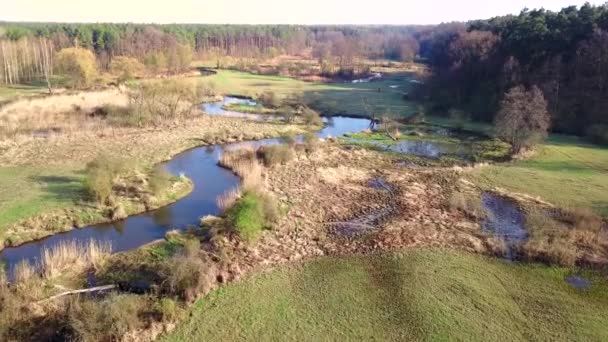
[3,0,604,24]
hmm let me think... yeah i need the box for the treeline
[0,23,421,83]
[417,3,608,138]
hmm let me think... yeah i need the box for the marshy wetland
[0,43,607,342]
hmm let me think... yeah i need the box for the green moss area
[162,249,608,342]
[343,126,510,166]
[221,103,278,114]
[468,135,608,216]
[0,166,193,248]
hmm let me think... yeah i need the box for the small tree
[144,51,168,74]
[495,85,550,153]
[55,47,98,88]
[110,56,144,83]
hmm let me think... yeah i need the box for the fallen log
[36,284,117,304]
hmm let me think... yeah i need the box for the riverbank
[0,114,308,249]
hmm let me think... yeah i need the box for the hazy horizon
[2,0,604,25]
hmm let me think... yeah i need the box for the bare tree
[495,85,550,153]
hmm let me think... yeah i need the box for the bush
[110,56,145,83]
[84,155,130,204]
[258,144,295,166]
[128,79,203,126]
[302,107,323,126]
[65,294,149,341]
[303,132,320,153]
[585,124,608,145]
[55,47,98,88]
[154,298,182,322]
[258,90,280,108]
[161,255,214,302]
[226,189,278,241]
[148,166,172,195]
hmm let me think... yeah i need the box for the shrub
[148,166,172,195]
[154,298,182,322]
[65,293,148,341]
[280,106,296,123]
[585,124,608,145]
[110,56,145,83]
[258,90,280,108]
[128,80,203,126]
[303,132,320,153]
[258,144,295,166]
[302,107,323,126]
[226,191,265,242]
[55,47,98,88]
[84,155,130,204]
[161,255,213,302]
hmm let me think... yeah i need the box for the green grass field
[162,249,608,342]
[0,164,84,229]
[468,135,608,216]
[202,69,417,117]
[0,83,48,103]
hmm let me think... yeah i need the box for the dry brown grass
[13,261,37,284]
[447,191,487,219]
[521,207,607,266]
[217,188,241,212]
[0,89,128,139]
[40,239,112,279]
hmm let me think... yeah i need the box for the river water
[0,98,371,272]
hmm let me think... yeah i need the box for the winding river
[0,98,371,272]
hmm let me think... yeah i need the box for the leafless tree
[495,85,550,153]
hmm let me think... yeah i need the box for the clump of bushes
[148,166,172,195]
[302,107,323,126]
[84,154,130,204]
[225,189,278,242]
[126,79,208,127]
[258,144,295,166]
[65,293,150,341]
[258,90,281,108]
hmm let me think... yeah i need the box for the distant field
[162,249,608,342]
[201,69,417,117]
[0,83,47,103]
[468,135,608,216]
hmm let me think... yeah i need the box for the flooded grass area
[343,125,509,164]
[480,192,527,259]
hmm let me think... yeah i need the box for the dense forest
[0,23,421,82]
[416,3,608,137]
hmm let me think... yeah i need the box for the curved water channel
[0,97,371,272]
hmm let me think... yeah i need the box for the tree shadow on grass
[30,175,88,203]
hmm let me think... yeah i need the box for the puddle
[481,193,527,259]
[366,140,471,159]
[566,276,592,290]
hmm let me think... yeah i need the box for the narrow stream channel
[0,98,371,273]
